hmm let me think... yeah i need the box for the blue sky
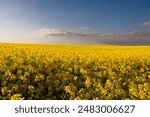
[0,0,150,44]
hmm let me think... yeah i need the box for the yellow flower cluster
[0,43,150,100]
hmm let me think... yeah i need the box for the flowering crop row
[0,44,150,100]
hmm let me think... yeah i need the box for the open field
[0,43,150,100]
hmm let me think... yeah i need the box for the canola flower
[0,43,150,100]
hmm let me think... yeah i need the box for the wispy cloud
[39,28,66,36]
[142,21,150,26]
[37,28,150,45]
[100,31,150,37]
[39,28,150,38]
[39,28,96,37]
[80,27,89,30]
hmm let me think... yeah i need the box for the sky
[0,0,150,45]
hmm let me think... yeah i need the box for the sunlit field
[0,43,150,100]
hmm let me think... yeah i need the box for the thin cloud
[39,28,96,37]
[39,28,150,38]
[100,31,150,37]
[37,28,150,45]
[80,27,89,30]
[39,28,66,36]
[142,21,150,26]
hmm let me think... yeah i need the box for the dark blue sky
[0,0,150,44]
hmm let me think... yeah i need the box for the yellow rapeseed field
[0,43,150,100]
